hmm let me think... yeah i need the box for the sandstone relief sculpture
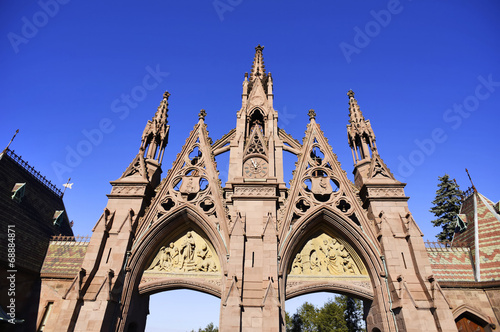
[146,231,219,273]
[289,233,366,277]
[310,175,332,195]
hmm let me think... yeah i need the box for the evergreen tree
[295,302,318,332]
[191,322,218,332]
[289,313,303,332]
[344,296,364,332]
[316,297,347,332]
[430,174,462,242]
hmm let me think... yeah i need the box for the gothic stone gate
[38,46,457,332]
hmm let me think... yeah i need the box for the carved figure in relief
[291,253,303,274]
[288,234,366,277]
[145,231,220,273]
[320,239,343,275]
[342,256,356,274]
[322,238,357,275]
[309,250,321,272]
[196,243,217,272]
[166,242,180,268]
[180,232,196,268]
[147,246,168,271]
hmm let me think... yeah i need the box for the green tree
[316,297,347,332]
[430,174,462,242]
[285,296,365,332]
[190,322,218,332]
[289,312,303,332]
[344,296,364,332]
[296,302,319,332]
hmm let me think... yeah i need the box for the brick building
[0,147,73,331]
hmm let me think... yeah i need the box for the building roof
[40,236,89,278]
[427,189,500,283]
[426,241,475,282]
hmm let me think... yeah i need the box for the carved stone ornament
[310,176,332,195]
[179,175,201,194]
[289,233,367,277]
[372,160,389,178]
[144,230,220,274]
[244,124,267,156]
[250,95,265,106]
[148,129,228,222]
[367,187,405,198]
[111,185,144,196]
[233,186,275,197]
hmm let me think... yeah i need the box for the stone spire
[140,91,170,164]
[119,91,170,186]
[242,45,274,106]
[346,90,377,164]
[250,44,266,81]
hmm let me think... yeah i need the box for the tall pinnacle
[347,90,365,125]
[250,44,266,81]
[140,91,170,163]
[346,90,377,162]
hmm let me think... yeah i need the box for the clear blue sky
[1,1,499,330]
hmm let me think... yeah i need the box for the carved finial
[308,109,316,121]
[163,91,170,100]
[347,90,355,99]
[255,44,264,52]
[199,109,207,121]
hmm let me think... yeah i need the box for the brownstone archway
[279,207,392,331]
[116,205,227,332]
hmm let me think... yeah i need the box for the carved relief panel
[144,230,220,275]
[288,232,367,278]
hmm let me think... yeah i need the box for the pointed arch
[453,304,491,327]
[248,107,265,120]
[279,206,384,299]
[131,204,228,276]
[246,107,266,138]
[116,205,228,331]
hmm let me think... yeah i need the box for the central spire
[250,44,266,81]
[242,45,273,104]
[228,45,282,185]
